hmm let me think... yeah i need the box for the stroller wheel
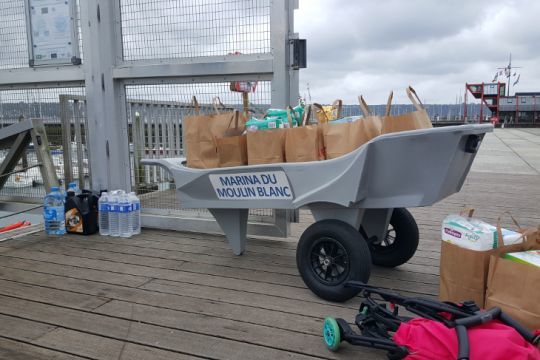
[323,317,341,351]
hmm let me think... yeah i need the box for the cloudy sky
[296,0,540,104]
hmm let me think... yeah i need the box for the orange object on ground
[0,221,31,233]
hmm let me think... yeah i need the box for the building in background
[465,82,539,126]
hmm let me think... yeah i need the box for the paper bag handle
[495,211,524,248]
[191,96,200,115]
[300,105,313,126]
[331,99,343,119]
[385,91,393,116]
[459,208,475,218]
[225,110,241,130]
[406,86,425,111]
[212,96,226,114]
[358,95,373,117]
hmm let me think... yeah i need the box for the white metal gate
[0,0,300,237]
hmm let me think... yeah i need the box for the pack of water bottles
[98,190,141,237]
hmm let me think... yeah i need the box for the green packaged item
[246,102,304,131]
[504,250,540,268]
[245,116,290,131]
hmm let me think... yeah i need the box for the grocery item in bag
[381,86,432,134]
[314,100,342,124]
[442,214,523,251]
[184,97,236,168]
[439,211,539,306]
[215,110,248,167]
[503,250,540,268]
[285,105,325,162]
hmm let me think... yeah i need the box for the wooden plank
[0,337,87,360]
[0,278,109,311]
[0,294,375,360]
[0,266,350,335]
[1,242,438,297]
[0,314,57,342]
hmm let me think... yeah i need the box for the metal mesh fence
[125,81,273,219]
[0,1,29,69]
[0,87,88,200]
[120,0,271,61]
[0,0,83,70]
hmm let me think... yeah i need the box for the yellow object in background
[314,99,342,124]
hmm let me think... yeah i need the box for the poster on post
[25,0,80,66]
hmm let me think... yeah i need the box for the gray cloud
[297,0,540,104]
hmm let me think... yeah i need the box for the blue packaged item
[329,116,362,124]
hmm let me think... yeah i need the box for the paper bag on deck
[381,86,432,134]
[215,110,248,167]
[247,128,286,165]
[285,105,325,162]
[439,214,540,306]
[184,97,237,169]
[485,228,540,331]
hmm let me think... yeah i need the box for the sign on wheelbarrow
[209,171,293,200]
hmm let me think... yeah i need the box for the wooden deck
[0,171,538,359]
[0,173,540,360]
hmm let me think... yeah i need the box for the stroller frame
[324,282,539,360]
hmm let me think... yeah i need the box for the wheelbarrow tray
[142,124,492,210]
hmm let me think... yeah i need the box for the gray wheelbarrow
[142,124,493,302]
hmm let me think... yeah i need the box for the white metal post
[271,0,299,108]
[79,0,131,192]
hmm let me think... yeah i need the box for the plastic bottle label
[111,204,120,212]
[134,203,140,211]
[44,206,64,221]
[99,204,109,211]
[119,204,131,213]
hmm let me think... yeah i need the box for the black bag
[65,190,99,235]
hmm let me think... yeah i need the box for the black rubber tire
[296,219,372,302]
[368,208,419,268]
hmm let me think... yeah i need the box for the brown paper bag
[319,95,386,160]
[184,97,237,169]
[439,213,540,306]
[381,86,433,134]
[215,110,248,167]
[247,128,286,165]
[485,243,540,331]
[285,106,325,162]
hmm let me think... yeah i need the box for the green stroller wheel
[323,317,341,351]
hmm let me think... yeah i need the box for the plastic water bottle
[44,186,66,235]
[119,193,132,238]
[129,192,141,235]
[67,182,81,196]
[109,191,120,237]
[98,192,110,236]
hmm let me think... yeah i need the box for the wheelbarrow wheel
[296,219,371,302]
[368,208,419,268]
